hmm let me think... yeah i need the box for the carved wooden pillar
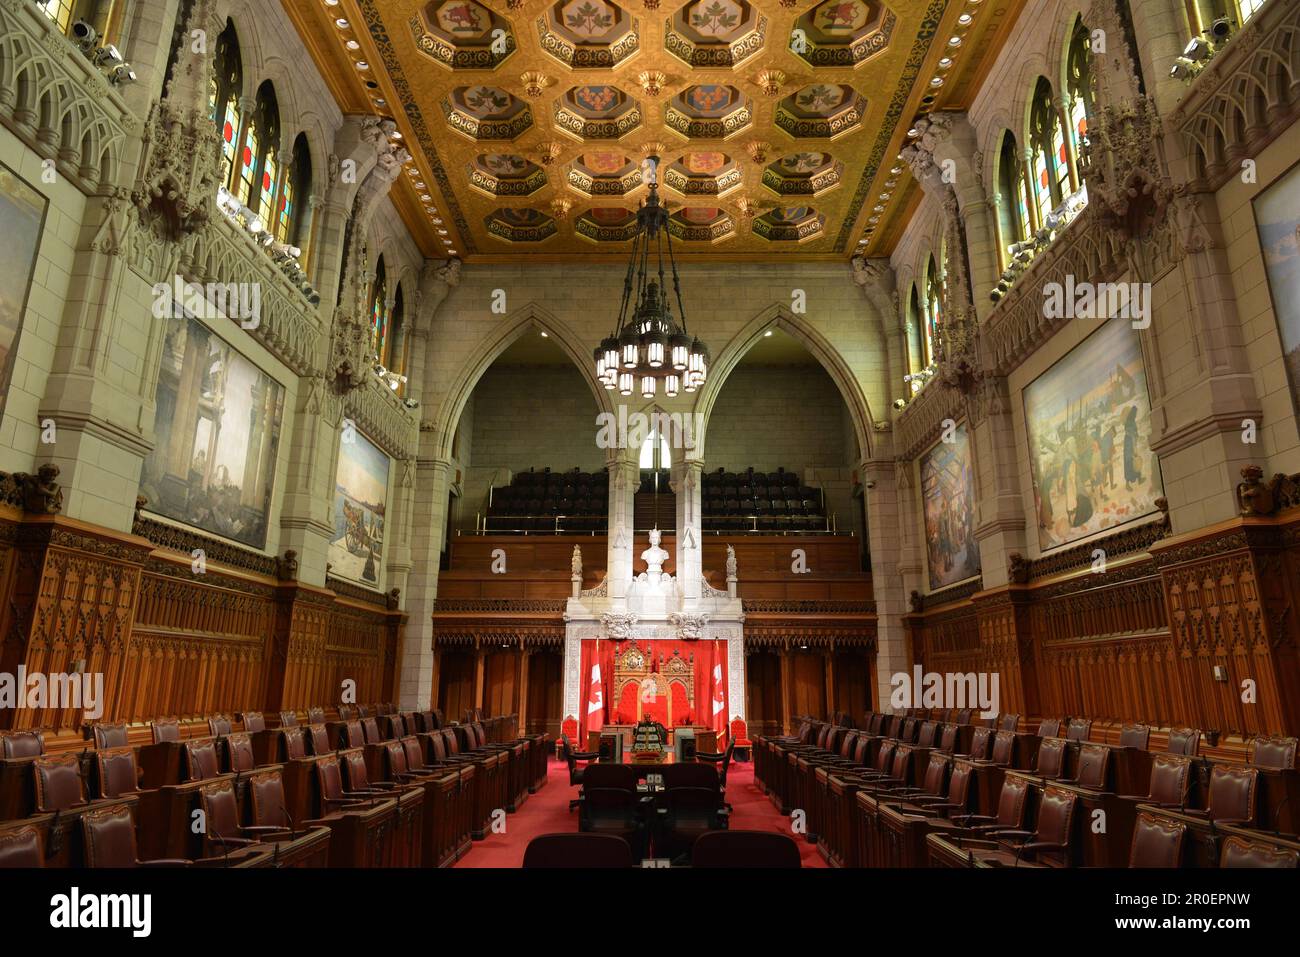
[517,646,531,732]
[779,645,794,735]
[473,647,486,713]
[973,588,1039,718]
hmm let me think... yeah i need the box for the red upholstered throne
[558,715,579,757]
[730,718,752,761]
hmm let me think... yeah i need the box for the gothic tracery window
[1029,77,1069,227]
[996,130,1029,269]
[237,81,280,215]
[210,21,243,191]
[369,256,390,364]
[925,254,942,369]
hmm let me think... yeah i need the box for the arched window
[996,130,1029,268]
[925,254,942,368]
[1065,17,1094,162]
[275,133,312,250]
[639,429,672,469]
[1029,77,1069,226]
[237,82,279,213]
[369,256,390,363]
[210,20,243,191]
[386,285,407,385]
[1234,0,1266,23]
[907,284,924,390]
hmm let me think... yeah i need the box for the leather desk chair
[82,804,191,868]
[657,786,726,862]
[90,723,129,749]
[207,714,234,738]
[968,784,1079,868]
[184,739,223,782]
[580,787,645,859]
[239,712,266,734]
[1220,834,1299,868]
[523,833,632,868]
[1121,723,1152,750]
[33,753,91,813]
[1,731,46,758]
[151,719,180,744]
[95,747,144,799]
[225,732,257,773]
[692,830,800,868]
[1128,812,1186,867]
[198,778,285,855]
[0,824,43,868]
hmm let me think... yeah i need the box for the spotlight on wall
[71,20,98,52]
[1182,36,1210,62]
[892,397,908,411]
[90,43,123,66]
[1169,58,1194,80]
[1209,16,1234,41]
[107,63,137,86]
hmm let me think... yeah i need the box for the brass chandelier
[594,158,709,399]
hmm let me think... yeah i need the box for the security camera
[91,44,123,66]
[107,64,137,86]
[1209,17,1233,41]
[72,20,98,51]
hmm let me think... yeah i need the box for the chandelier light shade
[595,157,709,395]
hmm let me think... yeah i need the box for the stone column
[862,456,921,711]
[672,457,704,602]
[606,449,638,603]
[401,455,454,710]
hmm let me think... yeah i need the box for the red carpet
[454,757,827,867]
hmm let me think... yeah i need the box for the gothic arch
[691,303,877,463]
[430,303,618,461]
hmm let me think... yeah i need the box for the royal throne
[612,643,695,729]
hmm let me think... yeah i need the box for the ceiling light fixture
[594,157,708,400]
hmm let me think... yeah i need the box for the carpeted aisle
[454,757,827,867]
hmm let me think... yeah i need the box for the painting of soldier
[1024,319,1163,551]
[920,422,981,590]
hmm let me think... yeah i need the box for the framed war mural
[1255,160,1300,414]
[920,423,981,591]
[330,427,390,588]
[1023,318,1163,552]
[140,312,286,549]
[0,160,50,424]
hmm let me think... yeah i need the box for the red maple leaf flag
[587,662,604,733]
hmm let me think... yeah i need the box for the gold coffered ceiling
[286,0,1023,262]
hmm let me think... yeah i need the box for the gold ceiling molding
[285,0,1023,261]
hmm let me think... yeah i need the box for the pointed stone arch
[429,302,617,461]
[691,303,878,463]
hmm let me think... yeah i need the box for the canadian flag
[587,663,604,733]
[711,662,726,741]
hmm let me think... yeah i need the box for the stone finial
[387,588,401,611]
[1007,552,1030,584]
[276,549,300,582]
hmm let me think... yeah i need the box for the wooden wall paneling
[438,649,476,723]
[482,648,519,716]
[791,651,827,719]
[831,651,870,724]
[525,649,561,736]
[1,518,151,732]
[745,650,783,735]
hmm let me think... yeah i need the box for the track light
[1183,37,1210,61]
[1170,58,1194,80]
[1209,17,1233,41]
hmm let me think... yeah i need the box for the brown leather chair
[951,772,1032,835]
[207,714,234,737]
[523,832,633,868]
[1066,718,1092,742]
[1248,735,1298,770]
[239,712,266,734]
[1131,752,1194,807]
[281,727,308,761]
[81,804,189,867]
[225,732,256,773]
[184,739,222,781]
[1120,723,1151,750]
[95,747,143,799]
[1032,736,1069,779]
[279,710,300,728]
[1128,811,1186,867]
[1220,835,1299,868]
[1065,742,1111,789]
[979,784,1078,867]
[198,779,284,853]
[33,753,90,812]
[0,825,43,868]
[305,724,331,755]
[314,755,381,813]
[1185,764,1258,827]
[339,720,366,749]
[692,830,800,868]
[0,731,45,758]
[90,723,129,749]
[248,769,294,829]
[1038,718,1062,738]
[1166,727,1200,756]
[963,726,995,760]
[151,719,180,744]
[998,714,1020,732]
[360,717,383,744]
